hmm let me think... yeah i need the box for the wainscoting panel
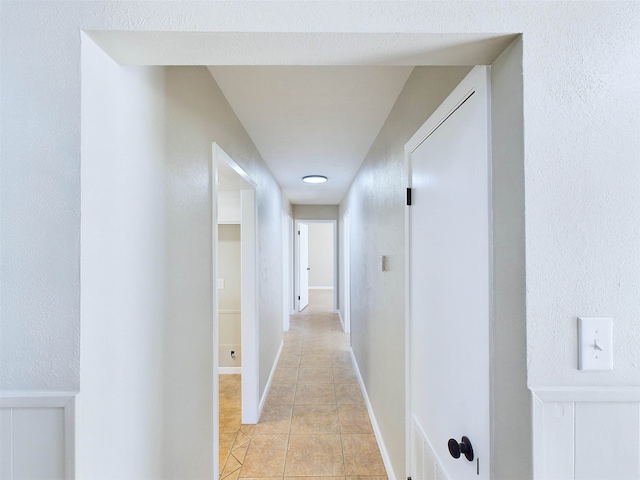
[0,392,75,480]
[531,387,640,480]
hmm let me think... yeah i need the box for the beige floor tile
[221,454,242,477]
[295,383,336,404]
[240,434,288,477]
[278,354,301,368]
[224,470,241,480]
[253,404,292,435]
[333,365,359,383]
[265,383,296,406]
[272,367,299,385]
[302,343,333,355]
[281,342,303,355]
[232,442,249,464]
[288,478,345,480]
[300,354,332,368]
[233,430,251,448]
[240,424,255,437]
[298,366,334,384]
[291,404,340,434]
[335,384,365,404]
[219,374,242,404]
[219,433,236,474]
[342,435,387,476]
[284,434,345,476]
[346,477,388,480]
[220,404,242,433]
[338,404,373,434]
[332,351,353,367]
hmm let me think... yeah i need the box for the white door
[407,67,491,480]
[297,222,309,311]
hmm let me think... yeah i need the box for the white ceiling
[88,31,518,204]
[208,66,413,204]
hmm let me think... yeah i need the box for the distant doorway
[295,220,337,313]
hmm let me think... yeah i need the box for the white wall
[218,224,242,368]
[80,37,167,478]
[340,66,473,477]
[307,223,334,288]
[292,204,338,221]
[78,38,287,478]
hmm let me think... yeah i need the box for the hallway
[219,289,388,479]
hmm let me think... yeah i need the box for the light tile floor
[219,289,388,480]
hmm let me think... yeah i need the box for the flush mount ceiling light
[302,175,328,184]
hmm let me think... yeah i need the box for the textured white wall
[340,66,473,477]
[218,224,242,347]
[78,42,286,478]
[308,223,334,287]
[79,38,168,478]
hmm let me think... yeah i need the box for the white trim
[0,391,76,480]
[530,386,640,402]
[0,391,78,408]
[219,367,242,375]
[350,349,397,480]
[258,341,284,416]
[218,309,241,315]
[404,66,492,478]
[294,219,338,312]
[309,285,333,290]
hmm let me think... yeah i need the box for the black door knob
[448,436,474,461]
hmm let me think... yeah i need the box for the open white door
[297,222,309,311]
[406,67,491,480]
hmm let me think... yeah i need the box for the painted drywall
[340,66,473,477]
[292,204,338,220]
[78,39,286,478]
[489,37,531,479]
[307,223,334,288]
[218,225,242,312]
[79,38,168,477]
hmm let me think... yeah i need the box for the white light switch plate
[217,279,225,289]
[578,317,613,370]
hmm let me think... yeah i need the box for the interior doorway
[212,143,259,475]
[295,220,337,313]
[405,67,492,480]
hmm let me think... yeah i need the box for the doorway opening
[295,220,337,314]
[212,143,259,475]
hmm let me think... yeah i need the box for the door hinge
[406,187,412,206]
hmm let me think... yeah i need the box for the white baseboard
[218,367,242,375]
[258,340,284,416]
[349,349,397,480]
[309,286,333,290]
[337,309,346,332]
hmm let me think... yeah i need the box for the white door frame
[212,143,259,475]
[404,66,493,478]
[294,219,338,312]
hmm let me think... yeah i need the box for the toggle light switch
[578,317,613,371]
